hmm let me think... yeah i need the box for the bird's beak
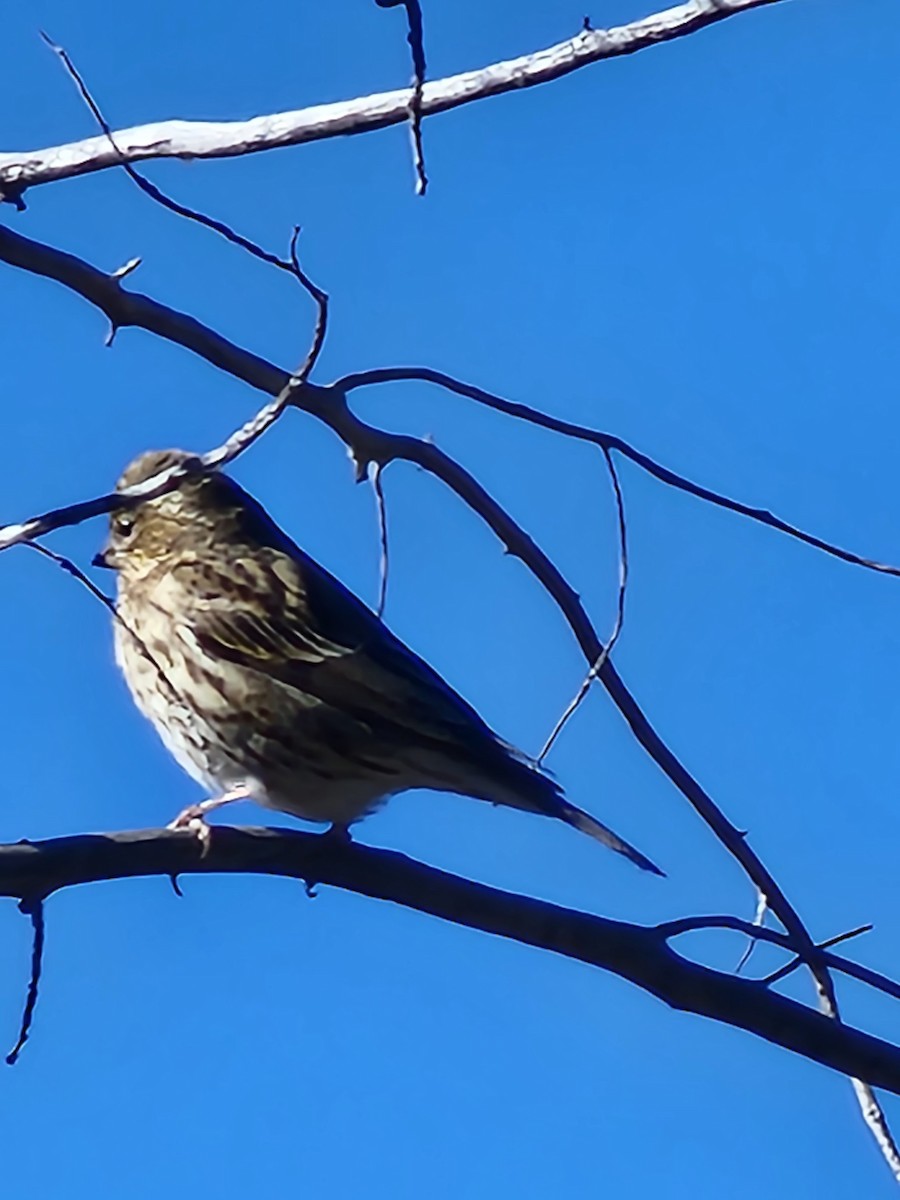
[92,545,114,570]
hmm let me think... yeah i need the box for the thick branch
[0,0,781,201]
[3,825,900,1091]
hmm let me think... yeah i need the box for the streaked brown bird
[94,449,661,874]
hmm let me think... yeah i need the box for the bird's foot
[323,823,353,844]
[167,804,214,857]
[166,786,252,857]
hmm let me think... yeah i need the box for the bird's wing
[173,540,511,770]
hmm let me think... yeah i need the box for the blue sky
[1,0,899,1194]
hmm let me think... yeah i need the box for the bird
[93,448,662,875]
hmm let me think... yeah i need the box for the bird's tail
[558,799,664,876]
[475,753,663,875]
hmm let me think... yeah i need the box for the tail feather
[560,800,664,876]
[475,752,663,875]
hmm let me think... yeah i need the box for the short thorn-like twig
[538,446,628,763]
[6,898,46,1066]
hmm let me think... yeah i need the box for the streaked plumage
[96,449,661,874]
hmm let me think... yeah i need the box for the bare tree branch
[2,826,900,1092]
[336,367,900,579]
[0,222,851,987]
[0,0,783,203]
[2,219,894,1166]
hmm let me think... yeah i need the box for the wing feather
[174,534,511,775]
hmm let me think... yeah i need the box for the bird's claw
[167,805,213,857]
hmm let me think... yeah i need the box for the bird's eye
[113,513,136,539]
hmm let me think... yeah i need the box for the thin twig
[336,367,900,580]
[41,33,295,273]
[6,898,45,1065]
[853,1080,900,1184]
[762,925,874,989]
[288,227,329,381]
[539,446,628,763]
[406,2,428,195]
[370,463,390,617]
[735,888,769,974]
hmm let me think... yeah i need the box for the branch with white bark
[0,0,782,203]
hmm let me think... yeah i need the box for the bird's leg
[324,823,353,843]
[167,784,252,852]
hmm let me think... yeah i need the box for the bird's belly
[254,774,395,827]
[114,617,401,826]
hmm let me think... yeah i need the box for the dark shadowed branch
[2,826,900,1091]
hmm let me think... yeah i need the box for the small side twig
[370,463,390,617]
[735,888,769,974]
[6,898,46,1066]
[538,446,627,763]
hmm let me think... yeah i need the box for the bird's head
[93,448,247,577]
